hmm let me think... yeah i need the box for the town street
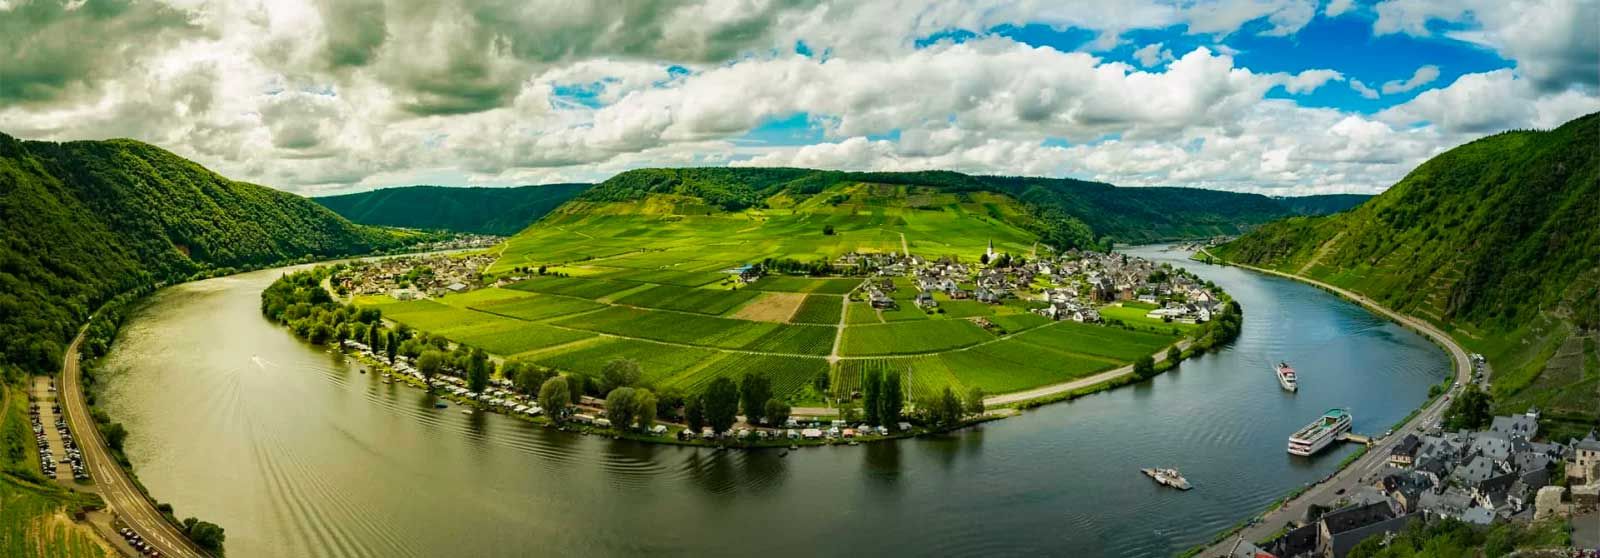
[60,323,209,558]
[1195,250,1474,557]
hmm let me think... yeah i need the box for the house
[1489,413,1539,440]
[1318,502,1415,558]
[1471,472,1518,511]
[915,291,936,309]
[1451,455,1497,486]
[1389,434,1421,468]
[1568,430,1600,484]
[869,290,896,309]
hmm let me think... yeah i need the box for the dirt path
[1296,231,1344,276]
[982,339,1189,406]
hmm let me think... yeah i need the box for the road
[1194,249,1473,557]
[59,323,209,558]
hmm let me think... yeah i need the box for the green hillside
[571,167,1366,248]
[315,183,590,235]
[1213,112,1600,434]
[0,132,412,376]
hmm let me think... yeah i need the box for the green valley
[344,173,1245,410]
[1213,112,1600,437]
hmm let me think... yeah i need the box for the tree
[1133,355,1156,379]
[739,372,773,424]
[567,373,589,402]
[385,331,398,363]
[703,377,740,435]
[964,387,986,415]
[538,376,571,423]
[822,224,835,235]
[416,350,446,384]
[366,323,382,351]
[980,252,990,265]
[1166,346,1181,365]
[685,394,706,432]
[938,387,964,427]
[601,358,643,393]
[103,422,128,450]
[634,389,658,431]
[466,349,491,394]
[510,362,552,395]
[764,399,791,428]
[181,517,226,554]
[880,371,903,426]
[862,368,882,425]
[812,370,830,396]
[605,387,638,430]
[1444,385,1493,430]
[655,387,685,421]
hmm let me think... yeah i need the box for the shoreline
[1185,248,1472,557]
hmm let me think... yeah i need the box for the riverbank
[340,347,1012,449]
[1186,247,1473,558]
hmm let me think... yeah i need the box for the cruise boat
[1275,361,1298,392]
[1287,408,1352,456]
[1141,468,1192,490]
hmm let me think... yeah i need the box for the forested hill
[315,183,590,235]
[571,167,1368,248]
[0,132,410,376]
[1213,112,1599,431]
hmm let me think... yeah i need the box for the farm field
[1098,303,1199,334]
[839,320,995,356]
[613,284,760,315]
[790,295,844,324]
[359,183,1192,404]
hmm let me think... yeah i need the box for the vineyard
[790,295,844,324]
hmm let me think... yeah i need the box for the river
[95,245,1448,557]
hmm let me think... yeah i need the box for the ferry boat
[1140,468,1193,490]
[1287,408,1352,456]
[1275,361,1298,392]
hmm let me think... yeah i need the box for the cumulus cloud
[1285,69,1344,94]
[1132,43,1175,67]
[1373,0,1598,92]
[1349,79,1380,99]
[0,0,1594,196]
[1380,65,1440,94]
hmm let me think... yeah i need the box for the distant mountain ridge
[1213,112,1599,432]
[0,132,410,374]
[315,183,591,235]
[571,167,1369,248]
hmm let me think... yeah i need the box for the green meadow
[361,183,1185,405]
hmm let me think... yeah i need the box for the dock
[1338,432,1371,445]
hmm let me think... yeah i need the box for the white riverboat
[1275,361,1298,392]
[1287,408,1352,456]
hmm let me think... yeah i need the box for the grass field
[552,306,835,355]
[790,295,844,324]
[531,338,716,384]
[0,386,114,558]
[661,353,828,399]
[471,294,605,321]
[845,302,882,325]
[1010,322,1173,361]
[749,276,862,294]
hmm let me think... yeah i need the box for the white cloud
[1349,79,1380,99]
[1324,0,1356,17]
[1380,65,1440,95]
[1285,69,1343,94]
[1379,69,1600,133]
[1372,0,1598,92]
[0,0,1593,197]
[1132,43,1175,67]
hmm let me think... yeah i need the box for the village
[844,241,1223,326]
[1235,406,1600,558]
[331,251,504,300]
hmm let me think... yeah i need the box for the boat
[1288,408,1352,456]
[1141,468,1192,490]
[1275,361,1298,392]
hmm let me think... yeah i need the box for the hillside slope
[315,183,590,235]
[1213,112,1600,432]
[0,132,408,375]
[571,167,1366,248]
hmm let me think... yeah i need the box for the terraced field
[613,284,760,314]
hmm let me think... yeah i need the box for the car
[1335,488,1346,495]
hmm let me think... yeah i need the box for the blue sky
[2,0,1594,195]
